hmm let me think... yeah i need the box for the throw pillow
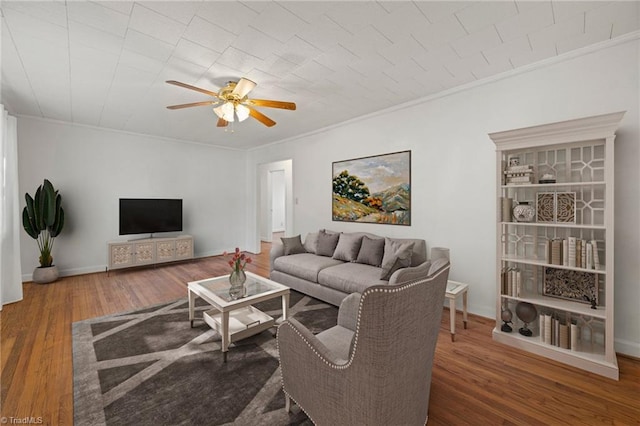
[316,230,340,257]
[380,238,414,280]
[332,233,364,262]
[355,236,385,267]
[281,235,306,256]
[303,232,319,254]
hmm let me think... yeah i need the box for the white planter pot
[33,265,59,284]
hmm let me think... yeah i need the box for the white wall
[248,39,640,356]
[17,117,248,279]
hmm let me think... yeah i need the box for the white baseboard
[21,251,228,282]
[615,338,640,358]
[22,265,105,282]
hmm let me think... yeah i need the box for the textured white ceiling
[1,1,638,149]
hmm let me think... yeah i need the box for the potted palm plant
[22,179,65,283]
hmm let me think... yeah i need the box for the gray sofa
[270,230,434,306]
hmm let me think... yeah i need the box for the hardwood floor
[2,244,638,425]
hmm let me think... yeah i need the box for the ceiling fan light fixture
[235,104,250,122]
[167,78,295,129]
[214,102,235,122]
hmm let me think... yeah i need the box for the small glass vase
[228,269,247,300]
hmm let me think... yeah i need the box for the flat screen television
[119,198,183,235]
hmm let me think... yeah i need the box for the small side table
[445,280,469,342]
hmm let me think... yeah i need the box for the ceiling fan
[165,78,296,128]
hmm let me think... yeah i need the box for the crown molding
[15,114,246,152]
[251,31,640,152]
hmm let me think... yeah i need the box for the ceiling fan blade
[217,118,228,127]
[166,101,217,110]
[166,80,218,98]
[247,99,296,110]
[248,107,276,127]
[232,78,257,98]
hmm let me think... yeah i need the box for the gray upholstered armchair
[277,260,450,425]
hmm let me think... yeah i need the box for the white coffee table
[188,271,290,362]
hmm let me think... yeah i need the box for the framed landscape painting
[332,150,411,225]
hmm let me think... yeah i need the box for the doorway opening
[257,160,293,245]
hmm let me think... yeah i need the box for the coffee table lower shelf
[203,306,275,360]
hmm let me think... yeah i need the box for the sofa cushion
[317,230,340,257]
[380,238,414,280]
[274,253,344,283]
[303,232,319,254]
[332,232,426,267]
[281,235,306,256]
[332,233,363,262]
[356,235,385,267]
[387,237,426,266]
[318,263,388,294]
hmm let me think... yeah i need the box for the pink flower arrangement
[223,247,252,273]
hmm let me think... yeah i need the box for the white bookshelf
[489,112,624,380]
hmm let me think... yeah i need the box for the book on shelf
[505,165,534,173]
[545,238,600,270]
[591,240,600,269]
[551,239,563,265]
[586,242,593,270]
[559,324,570,349]
[571,323,579,352]
[539,312,576,350]
[501,267,521,297]
[506,176,532,183]
[545,240,550,264]
[504,166,534,185]
[567,237,576,267]
[544,314,552,345]
[576,239,582,268]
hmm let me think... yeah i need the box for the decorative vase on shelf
[501,306,513,333]
[513,202,535,222]
[228,269,247,300]
[515,302,537,337]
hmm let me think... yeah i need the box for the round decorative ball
[515,302,537,324]
[501,307,513,322]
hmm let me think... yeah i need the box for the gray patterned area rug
[73,291,337,426]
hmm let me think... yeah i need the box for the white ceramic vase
[513,202,535,222]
